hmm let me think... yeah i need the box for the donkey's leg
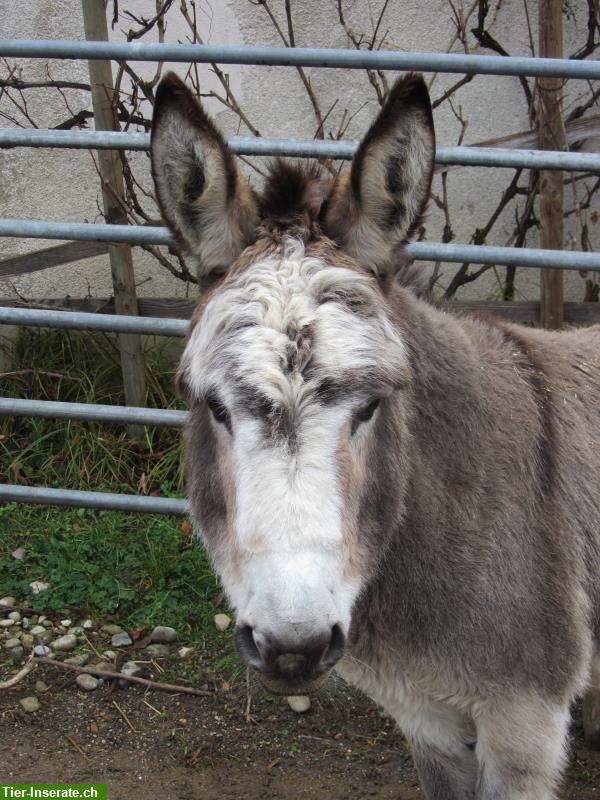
[411,738,477,800]
[583,646,600,746]
[402,705,478,800]
[474,695,570,800]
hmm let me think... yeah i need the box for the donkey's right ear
[151,73,259,277]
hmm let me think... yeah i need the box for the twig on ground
[112,698,137,732]
[143,698,164,715]
[81,631,103,661]
[0,655,36,690]
[64,734,91,762]
[35,656,214,697]
[0,604,57,616]
[245,666,252,727]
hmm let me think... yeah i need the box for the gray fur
[152,71,600,800]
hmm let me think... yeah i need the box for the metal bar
[1,129,600,173]
[2,39,600,79]
[1,219,599,270]
[0,483,188,515]
[0,129,151,151]
[410,242,600,270]
[434,146,600,172]
[0,219,170,245]
[0,397,186,427]
[0,306,188,336]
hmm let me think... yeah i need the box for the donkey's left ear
[324,73,435,276]
[151,72,259,278]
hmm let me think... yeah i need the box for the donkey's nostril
[234,624,264,670]
[322,623,346,668]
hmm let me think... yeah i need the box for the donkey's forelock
[179,235,409,412]
[258,160,332,229]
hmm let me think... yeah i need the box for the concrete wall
[0,0,598,305]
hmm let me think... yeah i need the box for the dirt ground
[2,657,600,800]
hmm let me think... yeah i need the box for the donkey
[151,71,600,799]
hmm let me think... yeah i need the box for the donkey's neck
[349,293,549,677]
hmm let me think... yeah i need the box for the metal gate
[1,39,600,516]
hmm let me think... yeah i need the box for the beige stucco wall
[0,0,598,306]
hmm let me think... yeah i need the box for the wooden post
[81,0,146,438]
[539,0,565,329]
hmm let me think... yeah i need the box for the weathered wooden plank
[0,240,110,278]
[539,0,565,329]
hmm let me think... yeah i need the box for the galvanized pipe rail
[0,484,188,515]
[2,39,600,79]
[1,219,599,272]
[0,306,188,337]
[0,397,186,427]
[1,129,598,173]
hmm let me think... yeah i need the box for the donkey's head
[151,72,434,694]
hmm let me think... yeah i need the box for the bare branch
[336,0,388,104]
[122,0,175,42]
[570,0,600,60]
[432,75,474,110]
[0,78,91,92]
[471,0,535,122]
[252,0,326,138]
[181,0,261,136]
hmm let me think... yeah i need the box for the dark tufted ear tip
[153,72,202,122]
[156,72,184,103]
[385,73,433,128]
[388,73,431,103]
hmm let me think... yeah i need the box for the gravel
[100,624,124,636]
[75,674,101,692]
[111,633,133,648]
[64,653,91,667]
[50,634,78,652]
[19,696,40,713]
[29,581,50,595]
[214,614,231,632]
[149,626,178,644]
[145,643,170,659]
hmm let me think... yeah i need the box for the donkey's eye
[352,398,380,434]
[206,395,232,432]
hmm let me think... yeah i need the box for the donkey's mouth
[256,669,332,697]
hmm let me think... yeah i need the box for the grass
[0,503,224,643]
[0,328,230,647]
[0,327,185,494]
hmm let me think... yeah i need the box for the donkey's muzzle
[234,623,346,694]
